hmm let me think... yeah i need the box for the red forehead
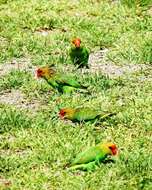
[37,68,42,73]
[59,109,65,116]
[72,38,81,43]
[109,144,117,155]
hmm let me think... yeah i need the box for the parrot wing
[77,47,89,68]
[70,47,89,68]
[69,153,108,171]
[71,146,106,165]
[69,161,97,171]
[62,86,76,94]
[73,108,100,121]
[46,78,59,89]
[55,74,87,89]
[81,47,89,61]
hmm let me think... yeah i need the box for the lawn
[0,0,152,189]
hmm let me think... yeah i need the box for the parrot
[68,142,118,171]
[59,107,116,122]
[36,66,88,94]
[69,38,89,68]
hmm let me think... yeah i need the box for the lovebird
[59,107,116,122]
[36,66,88,94]
[69,142,118,171]
[69,38,89,68]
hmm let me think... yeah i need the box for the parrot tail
[99,112,116,120]
[68,162,97,171]
[78,88,91,95]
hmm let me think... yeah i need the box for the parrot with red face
[36,66,88,94]
[70,38,89,68]
[59,107,116,122]
[69,142,118,171]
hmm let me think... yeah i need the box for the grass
[0,0,152,189]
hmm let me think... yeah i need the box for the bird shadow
[101,158,116,164]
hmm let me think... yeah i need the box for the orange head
[72,38,81,48]
[100,142,118,156]
[36,66,55,78]
[59,108,74,119]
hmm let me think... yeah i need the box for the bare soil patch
[0,177,12,189]
[0,57,36,76]
[88,49,151,78]
[0,89,40,111]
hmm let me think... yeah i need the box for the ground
[0,0,152,190]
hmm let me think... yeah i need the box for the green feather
[70,46,89,68]
[68,107,116,122]
[69,143,112,171]
[71,145,107,165]
[73,108,100,121]
[62,86,76,94]
[69,161,97,171]
[45,71,87,93]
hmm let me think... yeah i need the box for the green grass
[0,0,152,190]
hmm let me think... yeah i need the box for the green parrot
[36,66,88,94]
[70,38,89,68]
[69,142,118,171]
[59,107,116,122]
